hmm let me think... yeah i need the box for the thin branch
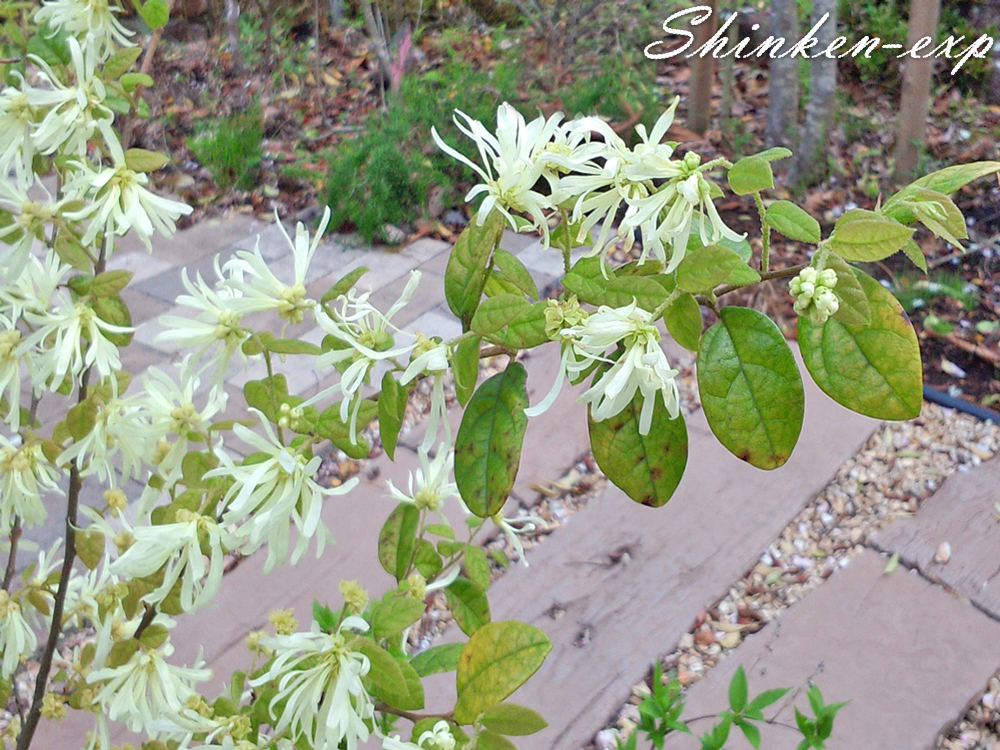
[122,0,176,149]
[715,262,808,298]
[3,517,21,590]
[16,374,90,750]
[374,702,453,723]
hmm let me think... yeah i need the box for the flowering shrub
[2,3,999,750]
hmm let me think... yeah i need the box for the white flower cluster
[790,266,840,325]
[433,99,744,268]
[526,298,681,436]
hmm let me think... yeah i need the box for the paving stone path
[32,216,1000,750]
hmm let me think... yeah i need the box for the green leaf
[905,161,1000,197]
[371,592,426,639]
[550,215,589,250]
[481,703,548,736]
[454,364,529,518]
[67,400,98,441]
[315,399,378,458]
[124,148,169,173]
[322,266,369,304]
[907,188,968,248]
[54,233,94,272]
[91,270,133,298]
[243,375,289,422]
[829,210,913,262]
[313,600,338,632]
[139,0,169,28]
[445,211,506,328]
[378,372,407,460]
[799,268,922,420]
[267,339,323,355]
[588,386,688,507]
[445,577,491,636]
[76,528,105,570]
[473,294,531,335]
[729,666,748,712]
[103,46,143,79]
[738,720,761,750]
[452,336,481,407]
[378,503,420,582]
[901,239,928,273]
[765,201,821,244]
[463,545,491,590]
[93,296,133,346]
[663,292,702,351]
[379,656,425,711]
[676,244,742,292]
[353,636,407,697]
[746,687,791,716]
[697,307,804,469]
[728,156,773,195]
[477,731,518,750]
[822,254,870,327]
[687,218,752,263]
[723,263,762,286]
[491,302,549,349]
[413,539,443,579]
[26,25,71,67]
[563,259,669,312]
[454,621,552,724]
[119,72,154,92]
[410,642,465,677]
[753,147,793,162]
[492,249,538,300]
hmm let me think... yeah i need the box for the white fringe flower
[0,589,36,679]
[431,103,563,241]
[252,617,375,750]
[0,436,60,532]
[564,302,680,435]
[208,412,358,572]
[35,0,135,58]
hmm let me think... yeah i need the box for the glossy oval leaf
[454,621,552,724]
[676,244,741,292]
[445,211,506,327]
[829,210,913,262]
[455,364,529,517]
[728,156,773,195]
[697,307,804,469]
[445,577,491,636]
[588,388,688,507]
[378,503,419,582]
[765,200,821,244]
[481,703,548,736]
[410,642,465,677]
[378,372,407,460]
[822,253,870,327]
[663,292,702,351]
[799,269,922,420]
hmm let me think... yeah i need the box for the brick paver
[870,454,1000,620]
[664,550,1000,749]
[420,366,879,750]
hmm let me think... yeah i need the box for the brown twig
[16,376,89,750]
[122,0,175,149]
[374,702,453,724]
[715,263,808,298]
[3,517,21,591]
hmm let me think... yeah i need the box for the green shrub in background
[323,58,522,243]
[188,105,264,191]
[323,49,663,243]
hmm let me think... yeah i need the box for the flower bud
[268,608,298,635]
[338,579,368,615]
[789,266,840,325]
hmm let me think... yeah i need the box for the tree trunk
[765,0,799,149]
[687,0,719,135]
[793,0,838,187]
[894,0,942,182]
[224,0,243,71]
